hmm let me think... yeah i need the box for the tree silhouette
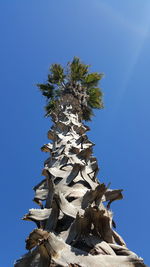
[15,58,145,267]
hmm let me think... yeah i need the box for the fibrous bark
[15,94,146,266]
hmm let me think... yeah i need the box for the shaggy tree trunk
[15,94,146,267]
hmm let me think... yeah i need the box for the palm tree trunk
[15,94,146,267]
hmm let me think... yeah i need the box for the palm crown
[37,57,104,120]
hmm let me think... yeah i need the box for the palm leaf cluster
[37,57,103,120]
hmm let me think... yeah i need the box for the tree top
[37,57,104,121]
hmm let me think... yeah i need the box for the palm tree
[15,58,145,267]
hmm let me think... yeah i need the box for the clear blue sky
[0,1,150,266]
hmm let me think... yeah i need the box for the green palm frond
[45,99,56,117]
[83,73,103,88]
[70,57,89,82]
[88,87,103,109]
[48,64,65,84]
[37,83,54,99]
[82,106,94,121]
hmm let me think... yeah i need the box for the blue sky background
[0,1,150,266]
